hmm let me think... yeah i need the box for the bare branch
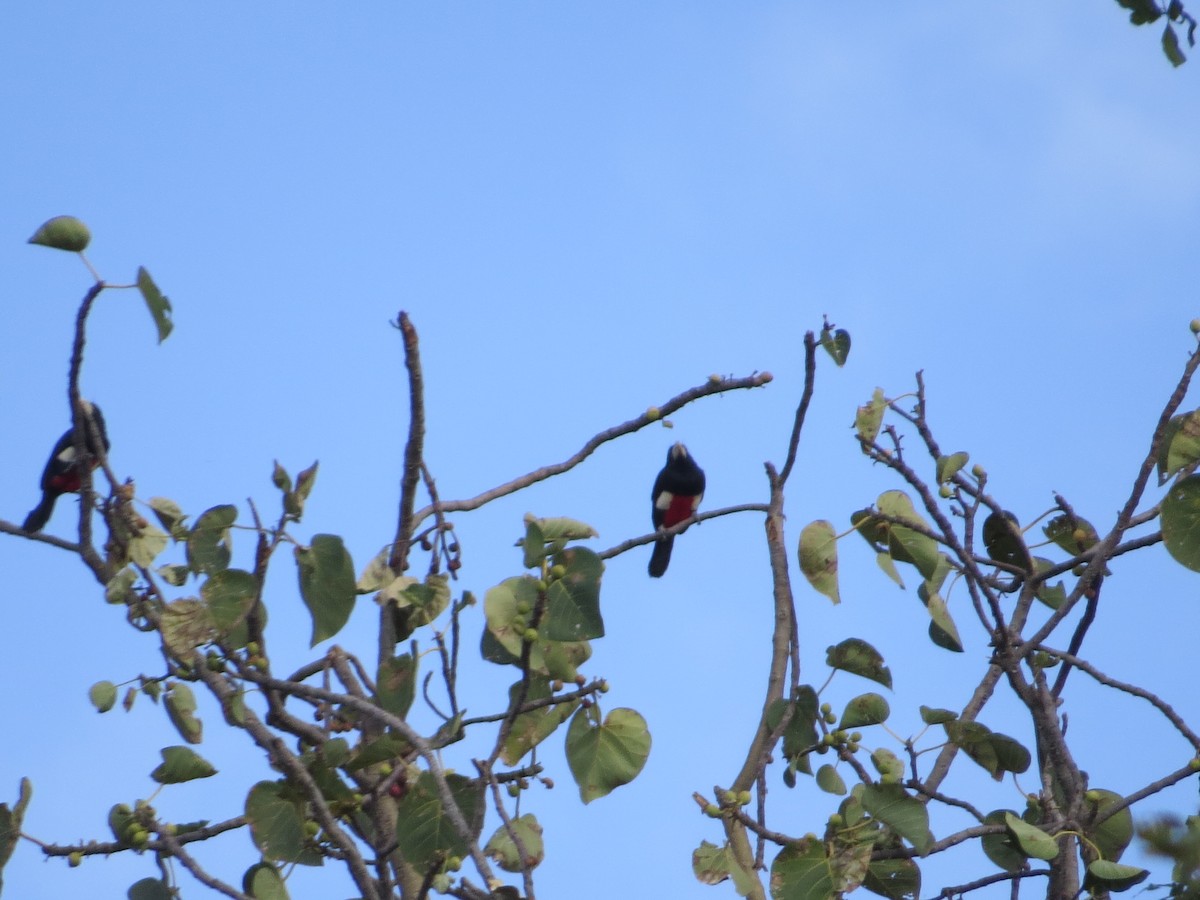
[777,333,818,485]
[598,503,768,560]
[412,372,773,526]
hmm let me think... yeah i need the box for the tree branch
[412,372,773,527]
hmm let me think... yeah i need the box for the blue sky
[2,4,1199,899]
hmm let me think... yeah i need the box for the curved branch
[412,372,773,527]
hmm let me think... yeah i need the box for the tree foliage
[2,219,1200,900]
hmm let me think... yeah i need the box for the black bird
[648,442,705,577]
[23,401,110,532]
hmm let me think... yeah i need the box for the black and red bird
[648,442,705,577]
[22,401,110,533]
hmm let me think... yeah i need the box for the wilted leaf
[693,840,759,894]
[165,682,203,744]
[484,814,544,872]
[137,267,174,343]
[855,389,886,445]
[799,520,840,604]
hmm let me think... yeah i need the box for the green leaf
[1032,557,1067,610]
[935,452,969,485]
[89,680,117,712]
[150,746,217,784]
[770,840,834,900]
[855,389,886,446]
[0,778,32,891]
[825,638,891,688]
[816,765,846,795]
[28,215,91,252]
[245,781,306,863]
[820,327,851,367]
[1004,812,1058,860]
[136,267,174,343]
[799,520,841,604]
[285,461,319,519]
[989,733,1031,776]
[1043,514,1101,557]
[393,772,483,870]
[877,492,940,580]
[164,682,203,744]
[484,813,544,872]
[840,693,889,729]
[1162,475,1200,571]
[1086,859,1149,891]
[522,518,548,568]
[243,862,290,900]
[501,678,580,766]
[982,511,1031,572]
[565,706,651,803]
[693,840,759,895]
[919,706,956,725]
[543,546,605,641]
[982,809,1026,872]
[202,568,257,636]
[187,505,237,575]
[862,784,933,855]
[1164,22,1188,65]
[128,878,173,900]
[922,589,963,653]
[295,534,356,646]
[376,653,417,719]
[484,575,540,659]
[271,461,292,493]
[1085,789,1134,860]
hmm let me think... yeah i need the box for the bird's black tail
[22,492,57,532]
[648,534,675,578]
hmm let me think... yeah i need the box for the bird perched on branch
[22,401,110,533]
[649,442,705,577]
